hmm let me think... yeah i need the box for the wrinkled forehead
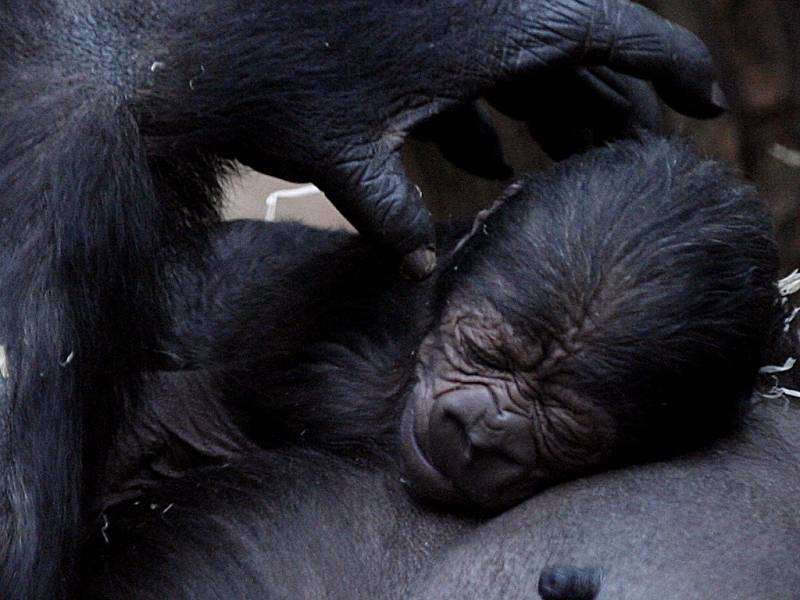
[441,158,576,275]
[436,177,556,323]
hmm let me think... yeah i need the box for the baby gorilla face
[401,302,615,509]
[400,137,778,510]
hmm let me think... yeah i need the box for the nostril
[427,403,473,478]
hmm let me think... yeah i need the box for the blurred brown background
[226,0,800,272]
[644,0,800,273]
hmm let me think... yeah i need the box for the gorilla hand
[417,66,663,176]
[195,1,723,278]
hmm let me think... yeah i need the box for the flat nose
[426,389,536,507]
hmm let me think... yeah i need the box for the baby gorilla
[401,138,778,507]
[110,136,777,515]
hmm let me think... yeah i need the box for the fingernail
[711,82,729,111]
[401,247,437,280]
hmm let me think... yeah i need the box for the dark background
[648,0,800,273]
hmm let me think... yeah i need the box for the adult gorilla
[0,2,725,599]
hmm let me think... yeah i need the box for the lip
[400,397,461,504]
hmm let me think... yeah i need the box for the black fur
[0,3,728,597]
[77,138,780,597]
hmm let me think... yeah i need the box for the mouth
[399,397,461,504]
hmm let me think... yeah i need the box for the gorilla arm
[138,0,724,273]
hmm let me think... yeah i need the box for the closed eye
[463,336,511,372]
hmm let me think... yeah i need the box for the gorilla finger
[653,77,728,120]
[321,150,436,279]
[413,103,512,181]
[486,66,655,131]
[576,67,662,132]
[486,70,599,159]
[487,67,657,160]
[524,71,656,159]
[580,0,724,118]
[519,67,661,141]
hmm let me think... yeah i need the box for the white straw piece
[265,184,320,222]
[759,357,797,375]
[778,269,800,297]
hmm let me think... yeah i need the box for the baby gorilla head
[401,137,778,509]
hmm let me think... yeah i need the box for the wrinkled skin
[401,304,616,507]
